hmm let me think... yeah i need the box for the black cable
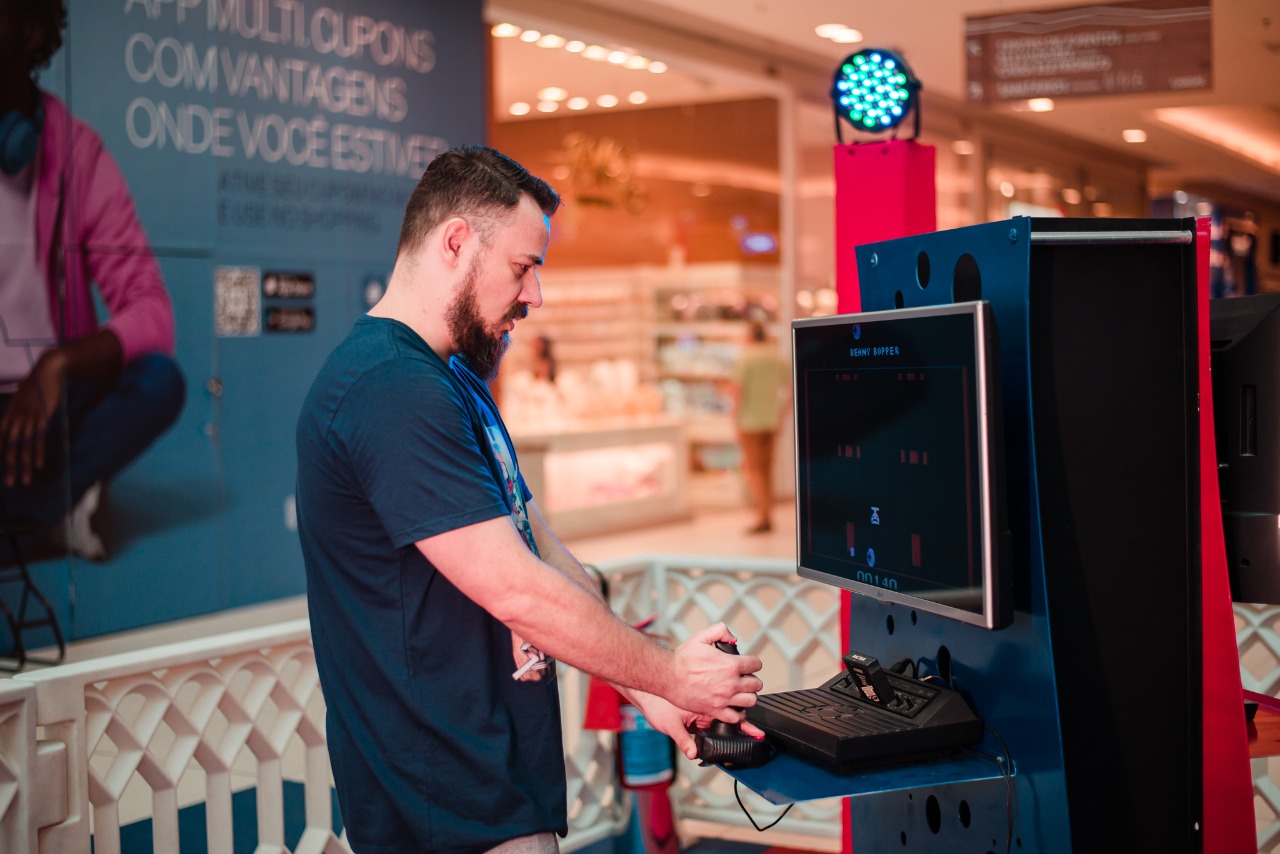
[960,720,1016,854]
[732,779,794,832]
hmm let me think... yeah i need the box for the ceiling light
[537,34,566,48]
[648,61,667,74]
[607,50,629,64]
[1122,128,1148,143]
[565,40,586,53]
[1000,181,1015,198]
[519,30,541,43]
[508,102,531,116]
[567,97,589,110]
[538,86,569,101]
[625,55,649,69]
[951,140,976,155]
[491,23,521,38]
[597,94,619,108]
[628,91,648,105]
[816,23,863,44]
[537,101,559,113]
[583,45,607,60]
[1026,98,1055,112]
[1062,188,1082,205]
[830,48,920,136]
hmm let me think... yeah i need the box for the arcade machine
[695,48,1252,854]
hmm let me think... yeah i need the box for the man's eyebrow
[519,254,545,267]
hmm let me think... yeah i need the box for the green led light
[830,48,918,134]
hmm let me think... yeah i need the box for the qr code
[215,267,261,336]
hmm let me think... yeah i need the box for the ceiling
[487,0,1280,210]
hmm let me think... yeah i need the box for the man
[0,0,184,559]
[296,146,764,853]
[732,320,789,534]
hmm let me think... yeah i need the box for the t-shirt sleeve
[334,360,509,549]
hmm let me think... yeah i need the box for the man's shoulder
[303,319,453,419]
[336,317,446,375]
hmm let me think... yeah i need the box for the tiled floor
[43,498,797,664]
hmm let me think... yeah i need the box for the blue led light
[829,48,918,134]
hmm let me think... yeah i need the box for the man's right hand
[666,622,763,722]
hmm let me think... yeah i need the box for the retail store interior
[5,0,1280,852]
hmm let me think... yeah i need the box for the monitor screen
[792,301,1011,629]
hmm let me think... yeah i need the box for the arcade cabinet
[722,217,1252,853]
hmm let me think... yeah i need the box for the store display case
[513,417,692,539]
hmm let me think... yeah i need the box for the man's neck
[368,292,452,358]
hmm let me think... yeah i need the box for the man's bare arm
[519,501,767,755]
[526,500,605,602]
[415,515,761,721]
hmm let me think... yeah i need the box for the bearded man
[295,145,764,854]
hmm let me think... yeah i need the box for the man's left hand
[625,688,766,761]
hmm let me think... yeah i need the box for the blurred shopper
[732,320,789,534]
[533,333,557,382]
[296,146,764,854]
[0,0,184,559]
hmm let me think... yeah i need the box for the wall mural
[0,0,486,649]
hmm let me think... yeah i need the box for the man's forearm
[417,516,754,717]
[527,499,606,602]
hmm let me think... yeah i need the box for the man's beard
[445,258,528,382]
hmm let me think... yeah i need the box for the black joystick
[693,640,776,768]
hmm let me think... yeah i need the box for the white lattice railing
[1236,603,1280,853]
[594,555,844,842]
[0,554,842,853]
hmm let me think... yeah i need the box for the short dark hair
[5,0,67,73]
[397,145,560,255]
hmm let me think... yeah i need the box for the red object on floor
[582,675,624,731]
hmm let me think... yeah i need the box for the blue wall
[26,0,486,641]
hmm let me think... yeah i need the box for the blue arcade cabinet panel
[727,218,1204,854]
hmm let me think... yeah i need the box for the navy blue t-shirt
[295,317,566,853]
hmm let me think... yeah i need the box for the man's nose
[521,270,543,308]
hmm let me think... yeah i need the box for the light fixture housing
[830,48,921,142]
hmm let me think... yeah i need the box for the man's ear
[438,217,472,269]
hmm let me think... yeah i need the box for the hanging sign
[965,0,1211,104]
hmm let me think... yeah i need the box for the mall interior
[3,0,1280,852]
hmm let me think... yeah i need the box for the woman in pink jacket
[0,0,184,559]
